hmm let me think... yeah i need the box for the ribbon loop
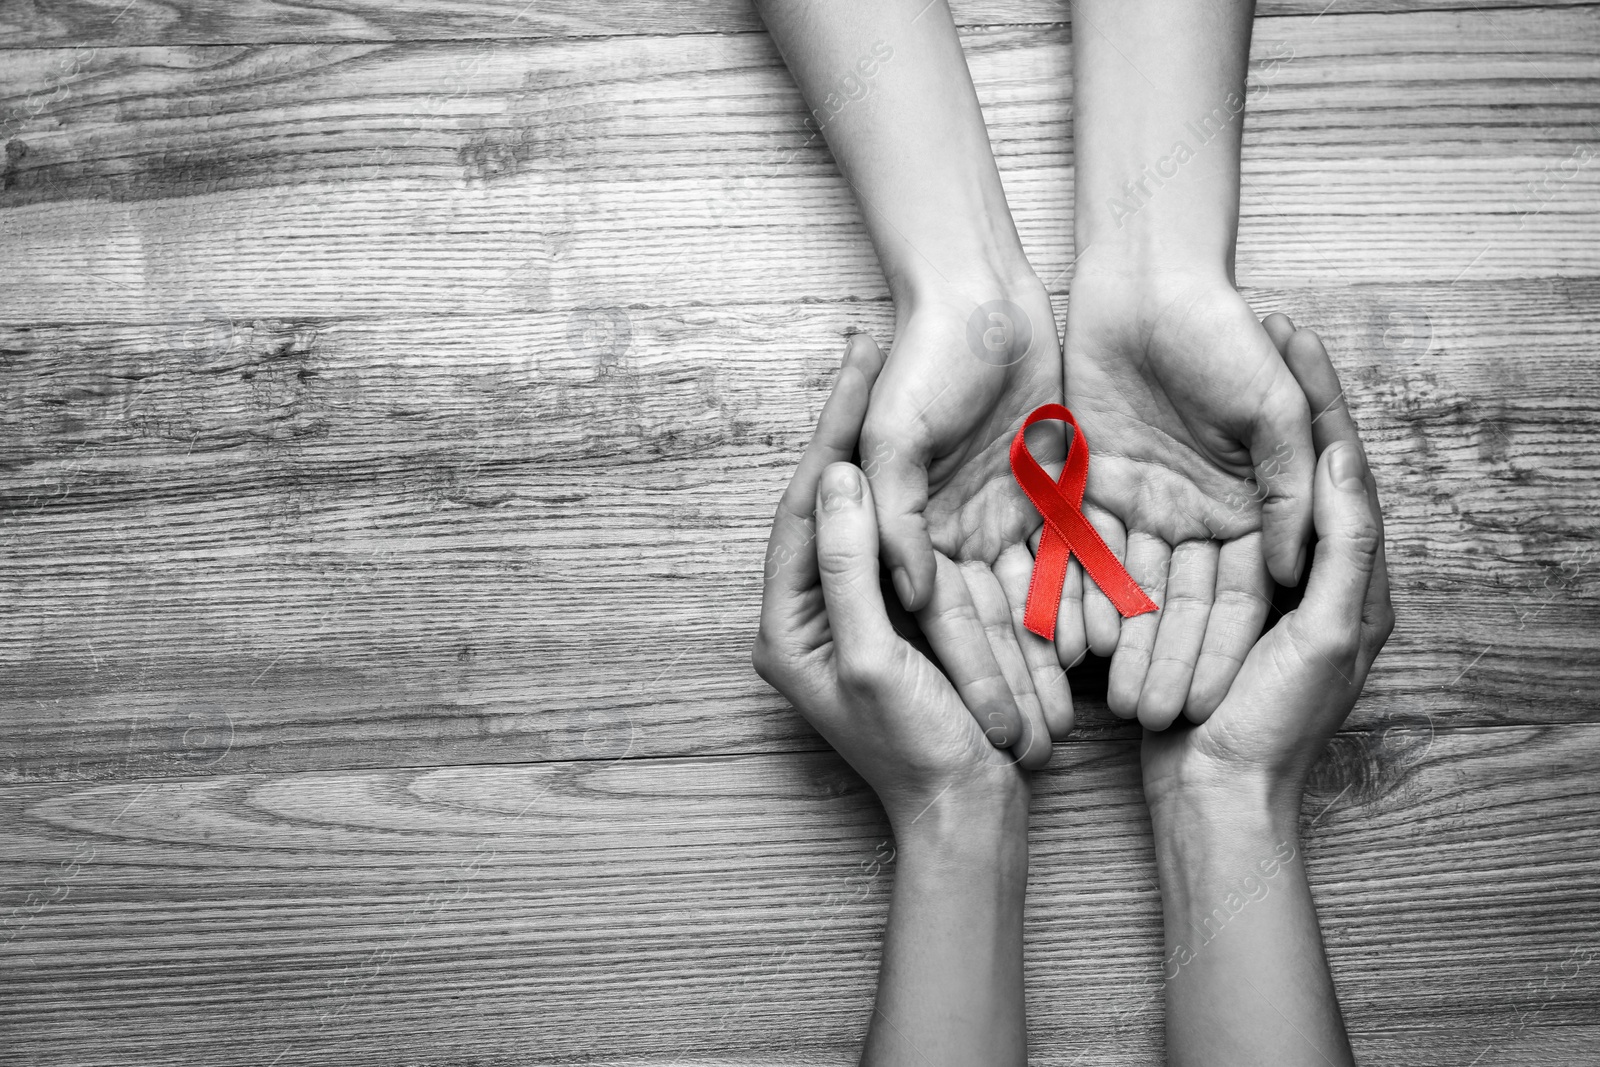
[1010,404,1158,639]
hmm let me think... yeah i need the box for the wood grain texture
[2,282,1597,781]
[4,0,1597,47]
[1,726,1597,1065]
[3,4,1599,1063]
[0,10,1597,324]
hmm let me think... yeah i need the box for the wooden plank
[4,0,1597,48]
[3,281,1597,781]
[3,9,1596,1067]
[1355,1028,1600,1067]
[1,11,1597,324]
[1,725,1597,1064]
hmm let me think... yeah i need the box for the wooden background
[2,0,1598,1063]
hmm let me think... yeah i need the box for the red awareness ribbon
[1010,404,1158,640]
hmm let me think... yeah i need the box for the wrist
[895,260,1048,328]
[1145,761,1302,850]
[896,264,1054,371]
[1150,784,1299,899]
[1066,249,1253,361]
[889,776,1030,876]
[1073,183,1239,280]
[1150,799,1306,975]
[1070,244,1232,306]
[886,218,1044,319]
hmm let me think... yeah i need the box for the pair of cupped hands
[755,263,1394,827]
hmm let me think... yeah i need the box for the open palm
[1062,265,1315,729]
[860,283,1072,760]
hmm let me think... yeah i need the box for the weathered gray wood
[3,0,1595,47]
[1,9,1596,786]
[1,726,1596,1065]
[2,282,1597,782]
[3,4,1599,1063]
[1,11,1597,323]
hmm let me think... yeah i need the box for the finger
[1027,523,1089,670]
[1279,327,1392,674]
[998,543,1075,741]
[1293,441,1381,677]
[1278,326,1388,584]
[1360,519,1396,669]
[1056,558,1089,670]
[1186,532,1272,723]
[963,559,1053,769]
[916,552,1025,749]
[1138,538,1218,730]
[813,463,900,672]
[1106,532,1169,721]
[860,393,936,614]
[1082,503,1125,657]
[1283,328,1357,457]
[765,334,887,600]
[1249,354,1316,589]
[1262,311,1296,353]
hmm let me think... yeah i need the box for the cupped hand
[1061,258,1317,729]
[1140,320,1394,813]
[859,280,1071,764]
[754,335,1035,826]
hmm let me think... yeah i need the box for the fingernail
[891,566,915,606]
[841,334,862,369]
[820,466,863,513]
[1330,443,1365,489]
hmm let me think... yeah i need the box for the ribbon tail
[1072,530,1160,618]
[1024,526,1071,640]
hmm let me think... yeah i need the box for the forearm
[1150,788,1352,1067]
[865,789,1030,1067]
[1071,0,1254,276]
[754,0,1039,307]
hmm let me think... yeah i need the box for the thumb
[859,417,936,612]
[1248,366,1316,586]
[1294,440,1380,667]
[814,463,901,673]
